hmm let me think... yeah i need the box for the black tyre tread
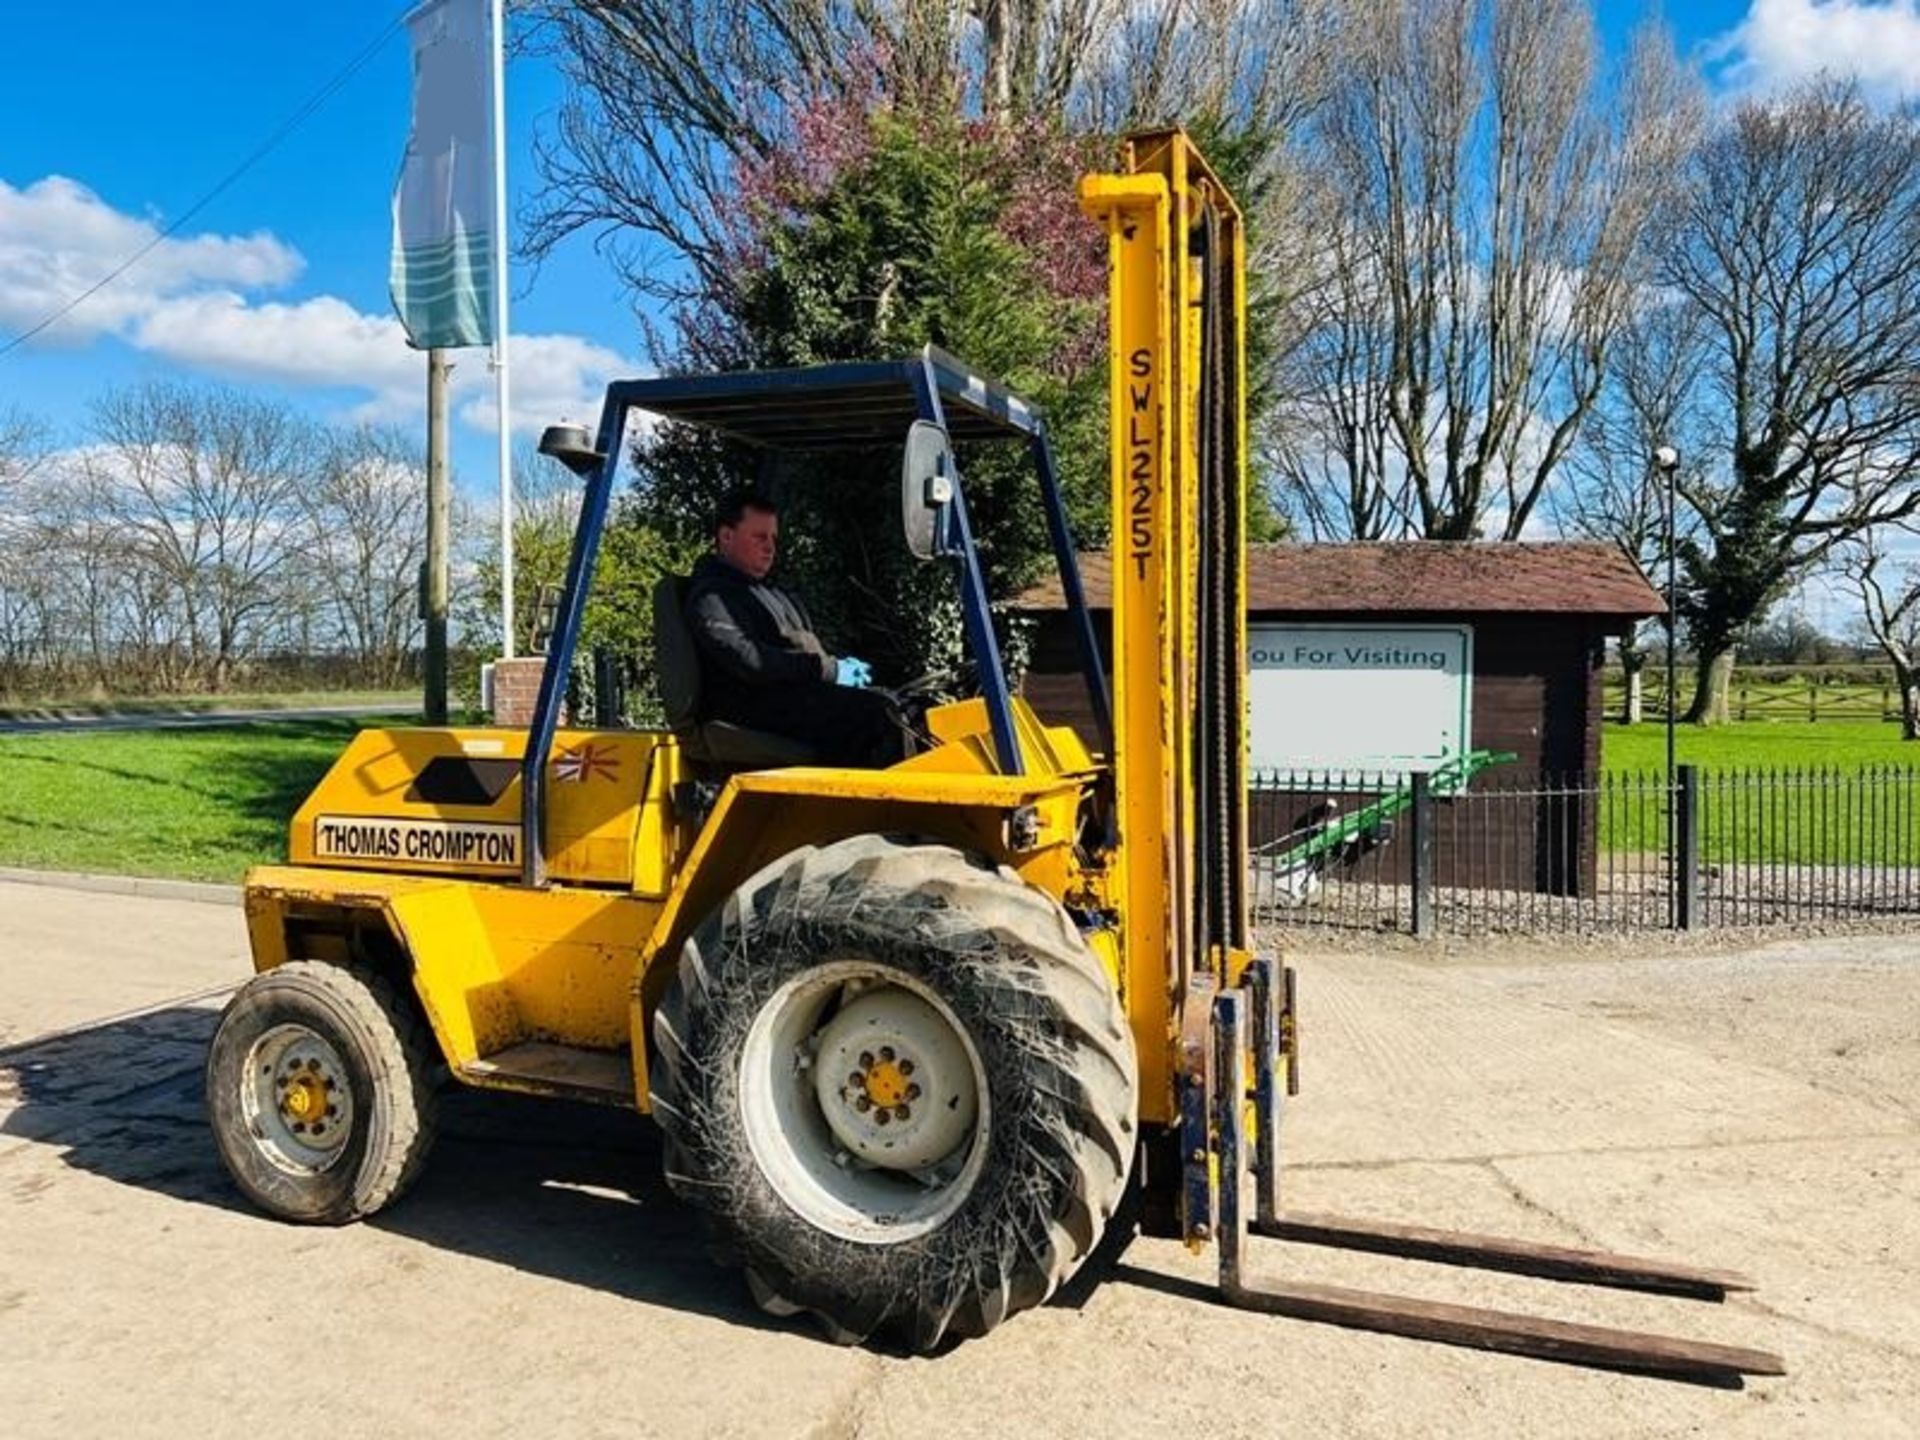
[650,834,1136,1351]
[208,960,439,1223]
[333,962,440,1215]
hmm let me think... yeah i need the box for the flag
[389,0,493,350]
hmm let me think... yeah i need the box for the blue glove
[835,656,872,688]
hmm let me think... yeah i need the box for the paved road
[1,878,1913,1438]
[0,704,417,735]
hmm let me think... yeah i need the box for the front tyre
[651,835,1137,1351]
[206,961,438,1224]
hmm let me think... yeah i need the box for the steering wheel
[885,668,964,704]
[877,664,971,751]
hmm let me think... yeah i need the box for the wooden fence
[1604,669,1902,723]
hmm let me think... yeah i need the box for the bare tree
[522,1,1137,314]
[89,382,315,692]
[0,547,55,692]
[300,427,431,686]
[972,0,1141,119]
[32,456,143,691]
[0,406,49,566]
[1088,0,1342,138]
[1282,2,1700,540]
[1,396,469,699]
[1267,183,1409,539]
[0,406,45,493]
[0,411,56,693]
[1663,82,1920,723]
[1079,2,1346,541]
[1554,296,1715,719]
[1845,524,1920,740]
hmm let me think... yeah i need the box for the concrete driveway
[0,877,1913,1438]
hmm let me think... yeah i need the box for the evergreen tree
[626,110,1110,684]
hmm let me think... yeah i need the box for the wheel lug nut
[905,1084,921,1101]
[325,1105,338,1117]
[898,1059,914,1076]
[855,1095,872,1112]
[875,1110,891,1126]
[859,1051,875,1068]
[847,1071,864,1087]
[292,1122,307,1134]
[893,1105,910,1121]
[879,1046,895,1063]
[322,1078,335,1091]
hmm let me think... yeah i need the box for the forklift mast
[1080,136,1780,1387]
[1080,130,1251,1113]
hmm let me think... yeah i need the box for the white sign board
[1247,624,1472,776]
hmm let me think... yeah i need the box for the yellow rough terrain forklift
[209,132,1781,1380]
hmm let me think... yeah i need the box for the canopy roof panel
[1016,543,1666,619]
[606,346,1040,450]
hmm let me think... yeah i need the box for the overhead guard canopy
[605,346,1042,450]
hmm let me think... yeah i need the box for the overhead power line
[0,6,412,360]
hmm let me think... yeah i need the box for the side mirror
[539,423,604,478]
[901,419,955,561]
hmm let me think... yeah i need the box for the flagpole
[489,0,514,659]
[425,347,451,724]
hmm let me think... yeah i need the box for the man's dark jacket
[684,553,836,721]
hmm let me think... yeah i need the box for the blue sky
[2,0,1917,506]
[0,1,640,492]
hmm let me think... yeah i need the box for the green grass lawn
[1599,721,1920,864]
[1603,719,1919,773]
[0,718,372,883]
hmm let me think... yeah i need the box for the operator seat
[651,575,823,770]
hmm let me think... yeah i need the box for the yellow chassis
[244,698,1128,1114]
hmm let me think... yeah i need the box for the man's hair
[714,486,778,533]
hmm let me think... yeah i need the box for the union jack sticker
[552,741,620,784]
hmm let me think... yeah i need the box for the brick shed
[1014,542,1664,896]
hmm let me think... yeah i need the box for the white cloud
[1710,0,1920,99]
[449,332,636,436]
[0,174,639,440]
[133,291,413,391]
[0,176,301,344]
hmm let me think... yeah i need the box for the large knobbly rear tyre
[651,835,1137,1351]
[206,960,439,1224]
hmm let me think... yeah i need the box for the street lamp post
[1654,445,1680,927]
[1654,446,1680,778]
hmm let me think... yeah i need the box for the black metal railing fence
[1250,764,1920,936]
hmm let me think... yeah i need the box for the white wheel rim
[240,1023,355,1176]
[738,959,991,1244]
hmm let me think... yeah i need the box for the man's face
[718,506,779,580]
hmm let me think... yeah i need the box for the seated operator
[684,487,906,768]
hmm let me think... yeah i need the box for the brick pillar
[489,656,565,728]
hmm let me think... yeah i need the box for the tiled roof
[1013,542,1664,617]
